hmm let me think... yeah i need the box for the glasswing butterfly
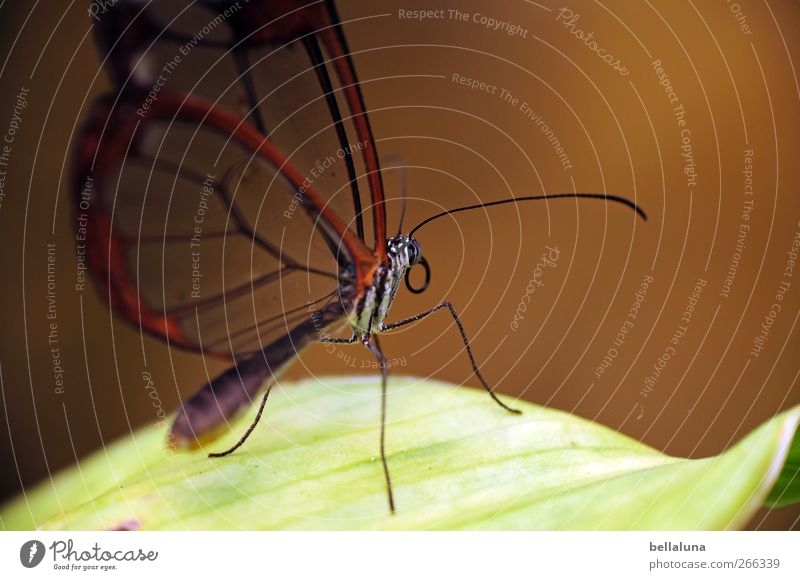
[74,0,645,513]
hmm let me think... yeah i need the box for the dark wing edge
[316,0,388,257]
[225,0,388,255]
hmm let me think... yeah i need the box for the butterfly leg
[363,335,396,514]
[318,334,359,344]
[381,302,521,414]
[207,377,273,458]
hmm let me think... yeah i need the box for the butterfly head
[387,235,423,267]
[387,235,430,294]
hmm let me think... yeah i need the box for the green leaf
[1,377,798,530]
[766,418,800,507]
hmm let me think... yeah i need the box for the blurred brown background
[1,0,798,529]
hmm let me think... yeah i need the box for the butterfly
[74,0,645,513]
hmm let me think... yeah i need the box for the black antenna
[408,192,647,238]
[396,166,409,235]
[381,157,410,235]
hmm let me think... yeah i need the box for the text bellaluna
[650,542,706,552]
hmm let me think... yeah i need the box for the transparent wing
[76,0,386,358]
[76,92,356,357]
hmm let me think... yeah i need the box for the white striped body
[349,235,422,335]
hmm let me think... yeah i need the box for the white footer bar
[1,531,797,579]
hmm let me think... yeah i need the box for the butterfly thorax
[349,236,422,335]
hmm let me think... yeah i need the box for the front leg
[363,335,396,514]
[320,330,396,514]
[382,302,521,414]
